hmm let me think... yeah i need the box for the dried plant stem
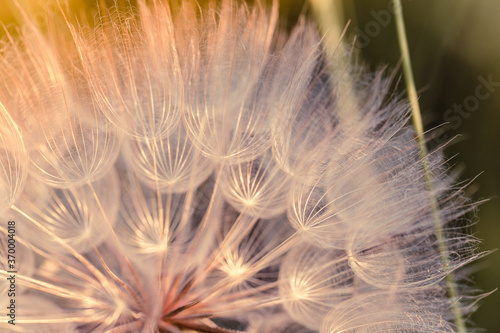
[310,0,360,124]
[391,1,466,332]
[310,0,345,45]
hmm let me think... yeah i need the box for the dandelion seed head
[0,0,486,332]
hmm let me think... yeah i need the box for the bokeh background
[328,2,500,331]
[1,0,498,331]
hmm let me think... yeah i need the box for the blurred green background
[1,0,498,331]
[331,1,500,331]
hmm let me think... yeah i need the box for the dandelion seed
[0,102,28,213]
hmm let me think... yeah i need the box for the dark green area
[337,1,500,331]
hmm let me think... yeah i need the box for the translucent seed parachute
[0,0,486,332]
